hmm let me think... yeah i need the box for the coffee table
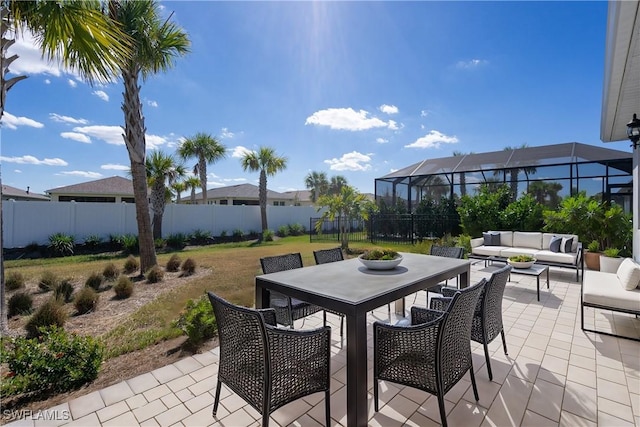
[509,263,549,301]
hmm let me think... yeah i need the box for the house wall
[2,200,324,248]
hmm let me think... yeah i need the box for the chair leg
[483,341,493,381]
[212,380,222,416]
[469,365,480,401]
[262,412,269,427]
[501,330,508,355]
[324,390,331,427]
[374,379,379,412]
[323,311,327,327]
[437,395,448,427]
[340,315,344,338]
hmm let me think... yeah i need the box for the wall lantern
[627,113,640,148]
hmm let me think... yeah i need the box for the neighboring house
[1,185,50,201]
[187,183,313,206]
[46,176,137,203]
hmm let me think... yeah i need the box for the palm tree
[329,175,348,195]
[304,171,329,203]
[0,1,131,335]
[109,0,190,274]
[501,144,536,201]
[183,176,201,204]
[240,146,287,235]
[178,132,226,204]
[171,181,186,204]
[146,151,186,239]
[452,150,468,196]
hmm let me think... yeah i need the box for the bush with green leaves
[54,279,75,303]
[146,265,164,283]
[25,298,67,338]
[262,229,274,242]
[276,225,289,237]
[0,326,104,397]
[154,238,166,249]
[38,271,59,292]
[181,258,197,276]
[85,272,103,291]
[123,255,139,274]
[108,234,124,251]
[74,287,99,315]
[47,232,75,257]
[166,233,188,249]
[102,263,119,281]
[84,234,103,249]
[172,296,217,350]
[500,193,544,231]
[120,234,139,255]
[8,292,33,317]
[190,229,212,245]
[113,275,134,299]
[5,271,25,291]
[457,184,512,237]
[232,228,244,240]
[166,254,181,272]
[287,223,306,236]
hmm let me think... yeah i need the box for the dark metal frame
[580,287,640,342]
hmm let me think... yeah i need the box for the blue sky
[0,1,621,197]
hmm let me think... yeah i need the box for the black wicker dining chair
[414,245,465,305]
[373,278,486,427]
[260,253,323,328]
[431,264,512,381]
[207,292,331,427]
[313,247,346,338]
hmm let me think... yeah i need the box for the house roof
[2,185,50,201]
[200,183,290,200]
[281,189,312,202]
[46,176,134,195]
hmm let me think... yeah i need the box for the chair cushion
[483,232,501,246]
[472,246,509,257]
[534,250,577,265]
[583,270,640,312]
[549,236,562,253]
[512,232,542,250]
[560,237,573,253]
[617,258,640,290]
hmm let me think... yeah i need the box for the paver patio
[5,262,640,427]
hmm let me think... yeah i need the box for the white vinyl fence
[2,200,324,248]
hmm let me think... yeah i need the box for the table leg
[255,279,268,309]
[394,298,405,316]
[536,275,540,301]
[346,311,368,427]
[546,268,550,289]
[459,266,470,289]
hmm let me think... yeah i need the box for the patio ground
[5,261,640,427]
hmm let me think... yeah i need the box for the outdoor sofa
[470,231,584,282]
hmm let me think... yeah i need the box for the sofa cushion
[483,232,501,246]
[500,248,539,258]
[583,270,640,312]
[534,250,577,265]
[472,246,509,257]
[560,237,573,253]
[616,258,640,291]
[549,236,562,253]
[490,231,513,247]
[543,233,578,252]
[513,232,543,250]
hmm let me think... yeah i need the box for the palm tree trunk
[122,68,156,274]
[190,188,196,204]
[199,158,207,204]
[150,182,165,240]
[259,170,268,233]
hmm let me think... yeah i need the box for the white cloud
[305,108,396,131]
[49,113,88,125]
[71,125,124,145]
[101,164,129,171]
[231,145,253,158]
[44,79,51,84]
[67,79,77,88]
[379,104,398,114]
[388,120,399,130]
[14,169,22,173]
[376,138,389,144]
[405,130,459,149]
[222,177,247,182]
[456,59,488,69]
[421,110,429,117]
[61,132,91,143]
[92,90,109,101]
[1,112,44,130]
[7,31,71,77]
[147,99,158,107]
[220,128,235,139]
[390,168,398,173]
[0,155,67,166]
[58,171,103,178]
[324,151,372,171]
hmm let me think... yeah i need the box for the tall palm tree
[0,1,131,335]
[109,0,190,274]
[178,132,226,204]
[304,171,329,203]
[240,146,287,235]
[452,150,468,196]
[183,176,201,204]
[329,175,348,195]
[170,181,186,204]
[501,144,536,201]
[146,151,186,239]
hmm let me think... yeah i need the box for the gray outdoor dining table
[255,252,470,427]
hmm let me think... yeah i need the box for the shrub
[146,265,164,283]
[0,326,103,397]
[262,229,274,242]
[276,225,289,237]
[120,234,139,255]
[123,255,139,274]
[166,233,187,249]
[102,263,119,281]
[25,241,40,253]
[190,229,212,245]
[38,271,59,292]
[232,228,244,240]
[172,296,217,350]
[166,254,181,272]
[54,279,75,303]
[8,292,33,317]
[154,238,166,249]
[288,223,306,236]
[47,232,75,257]
[181,258,197,276]
[113,275,134,299]
[84,234,103,249]
[74,287,99,315]
[85,272,103,291]
[5,271,25,291]
[108,234,124,251]
[25,298,67,338]
[220,230,228,238]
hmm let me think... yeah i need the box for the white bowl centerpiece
[358,248,403,270]
[508,255,536,269]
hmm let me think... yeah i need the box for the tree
[109,0,190,274]
[315,186,377,250]
[501,144,537,201]
[183,176,201,204]
[304,171,329,203]
[171,181,186,204]
[452,150,468,196]
[329,175,348,195]
[0,1,132,335]
[146,151,186,239]
[177,132,226,204]
[240,146,287,235]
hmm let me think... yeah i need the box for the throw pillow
[549,235,562,253]
[616,258,640,291]
[483,232,501,246]
[560,237,573,253]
